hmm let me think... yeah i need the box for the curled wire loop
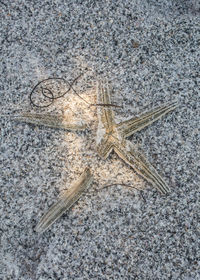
[29,71,122,109]
[29,76,82,108]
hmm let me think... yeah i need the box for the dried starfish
[5,79,177,232]
[35,167,93,233]
[8,112,86,131]
[96,80,177,194]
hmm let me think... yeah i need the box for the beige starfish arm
[116,101,178,138]
[97,80,115,131]
[114,141,170,194]
[96,136,114,159]
[35,167,93,233]
[9,112,87,131]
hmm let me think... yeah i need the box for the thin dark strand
[29,70,122,110]
[90,103,123,108]
[29,70,91,108]
[30,80,54,108]
[41,87,55,99]
[29,77,72,108]
[70,85,91,105]
[71,71,87,85]
[42,85,71,100]
[70,86,122,108]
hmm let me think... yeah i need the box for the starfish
[8,112,87,131]
[35,167,93,233]
[96,80,177,195]
[6,79,177,233]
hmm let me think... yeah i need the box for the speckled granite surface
[0,1,199,279]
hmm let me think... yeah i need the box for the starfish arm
[114,141,170,194]
[96,136,114,159]
[97,80,115,132]
[35,167,93,233]
[117,101,178,138]
[9,112,87,130]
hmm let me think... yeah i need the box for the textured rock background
[0,1,199,279]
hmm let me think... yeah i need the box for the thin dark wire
[29,71,122,109]
[70,84,91,105]
[70,85,123,108]
[30,77,73,108]
[90,103,122,108]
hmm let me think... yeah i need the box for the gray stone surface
[0,1,199,279]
